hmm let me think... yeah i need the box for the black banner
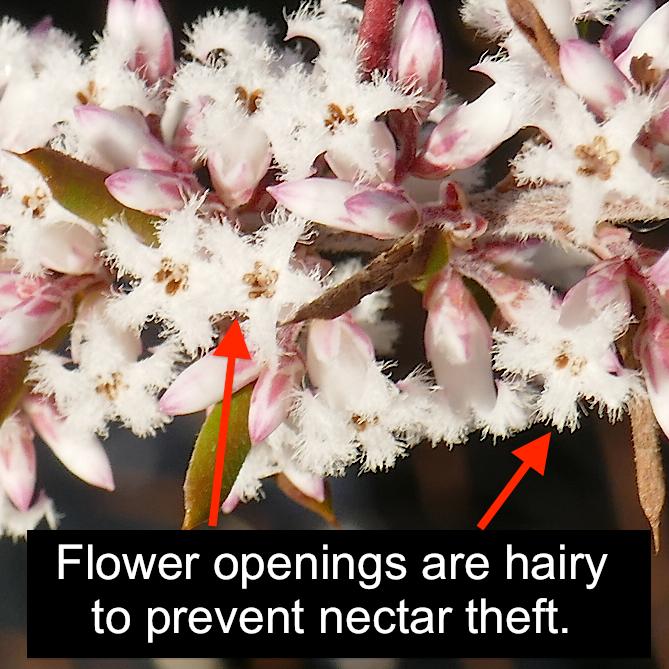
[27,530,650,658]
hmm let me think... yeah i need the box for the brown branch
[286,226,441,324]
[358,0,400,76]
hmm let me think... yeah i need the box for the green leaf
[182,384,254,530]
[18,148,159,244]
[275,474,339,527]
[410,231,450,294]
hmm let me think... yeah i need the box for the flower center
[243,261,278,299]
[324,103,357,132]
[352,414,379,431]
[76,81,98,105]
[554,343,586,376]
[574,136,620,181]
[95,371,126,401]
[22,189,48,218]
[154,258,189,295]
[235,86,263,114]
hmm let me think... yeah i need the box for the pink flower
[0,413,36,511]
[637,313,669,439]
[424,268,497,416]
[390,0,444,114]
[160,353,260,416]
[106,169,200,214]
[0,275,86,355]
[74,105,188,174]
[560,39,629,116]
[248,356,305,444]
[106,0,174,84]
[23,395,115,491]
[268,178,418,239]
[601,0,655,60]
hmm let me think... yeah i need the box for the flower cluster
[0,0,668,535]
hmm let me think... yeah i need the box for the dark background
[0,1,667,669]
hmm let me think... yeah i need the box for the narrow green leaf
[410,231,450,294]
[18,148,159,244]
[275,474,339,527]
[182,384,254,530]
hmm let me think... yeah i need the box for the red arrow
[208,320,252,527]
[477,433,551,530]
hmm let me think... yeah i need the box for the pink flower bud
[268,179,418,239]
[207,127,272,209]
[107,0,174,84]
[602,0,656,60]
[390,0,444,107]
[74,105,186,174]
[559,261,630,329]
[0,274,48,315]
[282,461,326,503]
[105,169,198,214]
[424,269,497,415]
[649,247,669,294]
[221,490,240,514]
[248,357,304,444]
[307,316,376,409]
[0,413,36,511]
[421,85,520,173]
[560,39,629,115]
[637,313,669,439]
[615,3,669,80]
[325,121,397,184]
[0,278,74,355]
[160,354,260,415]
[23,395,115,491]
[34,222,101,276]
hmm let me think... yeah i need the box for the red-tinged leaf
[0,354,30,428]
[182,384,254,530]
[275,473,339,527]
[18,148,159,244]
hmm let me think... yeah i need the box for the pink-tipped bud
[421,85,519,174]
[637,313,669,439]
[74,105,186,174]
[0,274,48,315]
[0,413,36,511]
[282,461,326,503]
[390,0,444,110]
[559,261,630,329]
[649,247,669,294]
[424,269,497,416]
[160,354,260,415]
[207,127,272,209]
[560,39,629,115]
[268,178,418,239]
[0,278,74,355]
[248,357,304,444]
[35,222,101,276]
[107,0,174,84]
[23,395,115,491]
[615,3,669,80]
[221,490,240,515]
[106,169,198,214]
[307,316,376,409]
[602,0,656,60]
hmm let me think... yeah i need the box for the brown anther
[630,54,662,93]
[95,371,126,401]
[575,136,620,180]
[154,258,189,295]
[205,48,229,68]
[235,86,264,114]
[243,261,278,299]
[554,343,586,375]
[554,353,570,369]
[21,189,48,218]
[76,81,98,105]
[352,414,379,431]
[324,103,358,132]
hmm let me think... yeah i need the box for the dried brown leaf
[506,0,563,79]
[275,474,339,527]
